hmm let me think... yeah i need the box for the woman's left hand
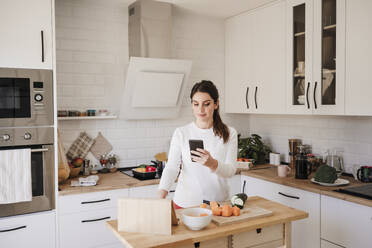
[191,148,218,171]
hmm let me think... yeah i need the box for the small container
[98,109,109,116]
[132,169,156,180]
[87,109,96,116]
[83,159,90,176]
[58,110,68,117]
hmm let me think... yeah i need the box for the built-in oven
[0,68,53,127]
[0,127,54,217]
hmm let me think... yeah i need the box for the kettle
[325,149,344,177]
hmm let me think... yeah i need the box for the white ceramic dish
[181,208,212,231]
[310,178,350,186]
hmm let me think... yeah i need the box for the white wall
[248,115,372,173]
[56,0,249,167]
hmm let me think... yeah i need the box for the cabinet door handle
[313,81,318,109]
[81,198,110,204]
[254,86,258,109]
[0,225,27,233]
[306,82,310,109]
[245,86,249,109]
[169,190,175,193]
[41,30,45,62]
[278,192,300,199]
[81,216,110,223]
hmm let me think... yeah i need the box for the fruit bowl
[182,208,212,231]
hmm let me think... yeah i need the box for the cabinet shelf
[294,31,305,37]
[58,115,117,121]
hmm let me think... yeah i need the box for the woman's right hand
[157,189,168,199]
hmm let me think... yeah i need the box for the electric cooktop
[335,184,372,200]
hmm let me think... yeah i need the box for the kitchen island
[106,196,308,248]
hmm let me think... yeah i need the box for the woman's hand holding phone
[191,148,218,171]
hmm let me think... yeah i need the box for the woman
[158,80,237,208]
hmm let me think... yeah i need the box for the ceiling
[157,0,277,18]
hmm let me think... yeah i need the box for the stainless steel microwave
[0,68,53,127]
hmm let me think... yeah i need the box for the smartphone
[189,139,204,162]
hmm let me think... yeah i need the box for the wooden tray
[212,205,273,226]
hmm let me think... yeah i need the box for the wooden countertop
[242,164,372,208]
[106,196,308,248]
[58,171,160,196]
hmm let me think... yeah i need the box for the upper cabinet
[225,1,287,114]
[0,0,53,69]
[286,0,345,115]
[345,0,372,115]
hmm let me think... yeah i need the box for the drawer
[59,208,119,248]
[0,211,56,248]
[177,237,229,248]
[231,224,283,248]
[59,188,129,215]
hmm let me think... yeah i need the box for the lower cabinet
[320,239,344,248]
[321,195,372,248]
[241,176,320,248]
[58,188,129,248]
[231,224,283,248]
[0,210,56,248]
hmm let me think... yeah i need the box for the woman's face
[191,92,218,122]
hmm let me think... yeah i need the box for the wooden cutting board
[212,205,273,226]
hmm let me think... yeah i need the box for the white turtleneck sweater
[158,122,237,208]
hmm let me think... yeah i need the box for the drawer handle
[0,225,27,233]
[278,192,300,199]
[169,190,175,193]
[81,216,110,223]
[81,198,110,204]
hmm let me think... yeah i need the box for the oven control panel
[0,127,53,147]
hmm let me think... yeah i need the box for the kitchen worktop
[242,164,372,208]
[58,171,160,196]
[106,196,308,248]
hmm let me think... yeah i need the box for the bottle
[295,145,312,179]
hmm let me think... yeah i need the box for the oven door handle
[31,148,49,153]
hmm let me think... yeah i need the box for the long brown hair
[190,80,230,143]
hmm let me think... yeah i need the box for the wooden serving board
[212,205,273,226]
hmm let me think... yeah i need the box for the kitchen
[0,0,372,247]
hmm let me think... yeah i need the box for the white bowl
[182,208,212,231]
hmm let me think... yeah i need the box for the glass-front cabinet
[287,0,345,114]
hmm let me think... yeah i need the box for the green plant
[238,134,271,164]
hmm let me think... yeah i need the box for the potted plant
[238,134,271,164]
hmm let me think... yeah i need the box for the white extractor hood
[121,0,192,120]
[120,57,192,119]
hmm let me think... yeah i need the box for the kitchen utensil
[357,166,372,182]
[118,198,173,235]
[182,208,212,231]
[211,205,272,226]
[310,178,349,186]
[325,149,344,177]
[295,145,312,179]
[57,129,70,183]
[154,152,168,162]
[289,139,302,171]
[83,159,90,176]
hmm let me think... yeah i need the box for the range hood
[121,0,192,120]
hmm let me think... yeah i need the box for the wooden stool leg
[282,222,292,248]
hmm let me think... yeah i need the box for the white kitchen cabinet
[321,195,372,248]
[129,184,160,198]
[345,0,372,115]
[59,189,129,248]
[228,175,242,196]
[286,0,345,115]
[0,0,53,69]
[0,210,56,248]
[241,175,320,248]
[225,1,287,114]
[320,239,344,248]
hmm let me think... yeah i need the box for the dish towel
[66,132,95,160]
[0,149,32,204]
[71,175,99,187]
